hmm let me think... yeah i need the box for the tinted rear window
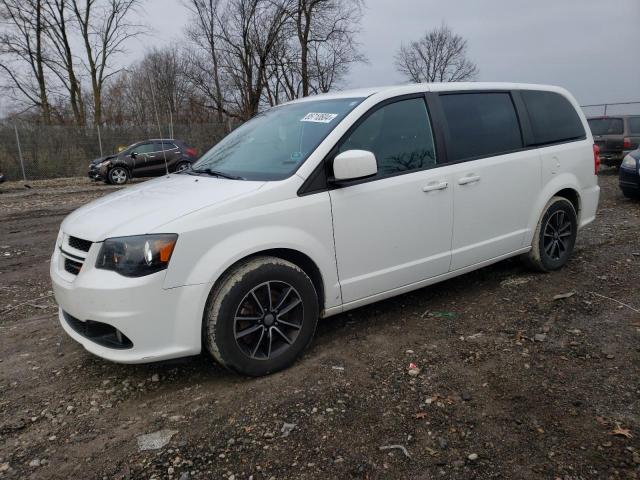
[522,90,585,145]
[440,92,523,162]
[588,117,624,135]
[627,117,640,135]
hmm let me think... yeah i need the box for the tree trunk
[35,0,51,123]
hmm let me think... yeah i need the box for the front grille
[63,311,133,349]
[68,236,92,252]
[64,258,83,275]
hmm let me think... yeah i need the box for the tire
[621,188,640,199]
[204,256,319,376]
[108,166,130,185]
[523,196,578,272]
[174,161,190,173]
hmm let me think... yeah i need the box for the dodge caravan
[51,83,600,376]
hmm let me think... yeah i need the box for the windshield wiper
[191,168,245,180]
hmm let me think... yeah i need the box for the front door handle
[422,181,449,192]
[458,175,480,185]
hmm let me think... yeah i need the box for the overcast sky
[135,0,640,115]
[0,0,629,119]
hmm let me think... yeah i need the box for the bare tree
[395,23,478,83]
[1,0,368,126]
[0,0,53,122]
[263,0,364,105]
[217,0,290,120]
[103,46,215,126]
[42,0,86,125]
[293,0,363,97]
[183,0,227,123]
[70,0,143,125]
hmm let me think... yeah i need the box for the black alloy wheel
[233,281,304,360]
[204,257,319,376]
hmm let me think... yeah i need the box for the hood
[90,154,117,165]
[61,174,265,241]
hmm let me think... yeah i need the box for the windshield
[192,98,363,180]
[588,117,624,135]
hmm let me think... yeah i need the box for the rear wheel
[108,166,129,185]
[523,196,578,272]
[204,256,319,376]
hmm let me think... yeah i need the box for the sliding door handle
[458,175,480,185]
[422,181,449,192]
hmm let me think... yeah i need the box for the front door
[329,96,454,304]
[130,142,158,176]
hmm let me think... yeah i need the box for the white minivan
[51,83,600,376]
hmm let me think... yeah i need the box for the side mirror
[332,150,377,182]
[130,151,137,159]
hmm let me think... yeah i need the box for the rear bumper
[599,152,624,166]
[579,184,600,228]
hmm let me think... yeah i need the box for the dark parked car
[89,139,199,185]
[619,148,640,199]
[587,115,640,167]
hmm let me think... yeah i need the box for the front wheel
[204,256,319,376]
[175,161,190,173]
[108,166,130,185]
[523,196,578,272]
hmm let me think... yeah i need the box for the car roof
[286,82,573,104]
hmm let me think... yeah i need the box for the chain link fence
[581,101,640,117]
[0,122,229,182]
[3,101,640,183]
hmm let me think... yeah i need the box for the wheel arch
[526,174,582,246]
[554,187,581,218]
[208,248,326,315]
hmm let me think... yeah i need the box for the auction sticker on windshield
[301,112,339,123]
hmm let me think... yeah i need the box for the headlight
[96,234,178,277]
[621,155,637,171]
[99,160,111,168]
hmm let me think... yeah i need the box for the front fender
[162,192,341,310]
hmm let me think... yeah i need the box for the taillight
[593,144,600,175]
[623,137,631,149]
[186,147,197,157]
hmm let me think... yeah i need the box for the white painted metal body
[50,82,599,363]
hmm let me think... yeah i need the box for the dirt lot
[1,172,639,480]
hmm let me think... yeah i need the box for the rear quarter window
[521,90,585,145]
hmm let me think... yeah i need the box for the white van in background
[50,82,600,376]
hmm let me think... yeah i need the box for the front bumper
[51,235,210,363]
[619,166,640,192]
[88,164,104,181]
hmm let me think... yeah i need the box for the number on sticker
[301,112,339,123]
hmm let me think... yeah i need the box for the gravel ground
[0,172,639,480]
